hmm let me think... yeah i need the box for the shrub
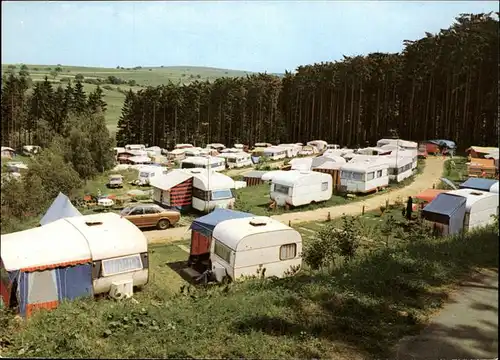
[102,85,114,91]
[75,74,84,81]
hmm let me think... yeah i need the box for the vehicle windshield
[211,189,233,200]
[120,208,132,216]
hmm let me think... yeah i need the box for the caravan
[447,189,499,231]
[263,146,287,161]
[225,152,252,169]
[180,156,226,172]
[210,216,302,282]
[137,166,169,185]
[188,169,236,212]
[380,156,414,183]
[269,170,333,207]
[340,159,389,193]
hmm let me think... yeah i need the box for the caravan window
[139,171,150,178]
[274,184,290,195]
[227,158,236,163]
[366,172,375,181]
[211,189,233,200]
[214,240,232,264]
[321,182,328,191]
[352,172,363,181]
[192,187,210,201]
[280,243,297,260]
[341,171,351,179]
[101,254,143,276]
[181,162,197,169]
[377,170,383,178]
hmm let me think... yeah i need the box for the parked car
[120,204,181,230]
[107,174,124,188]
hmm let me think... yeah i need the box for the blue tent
[459,178,498,192]
[40,192,82,226]
[422,193,467,235]
[428,139,456,149]
[190,208,254,237]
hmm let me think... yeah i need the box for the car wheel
[157,219,170,230]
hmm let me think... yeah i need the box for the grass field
[2,63,253,134]
[1,208,497,359]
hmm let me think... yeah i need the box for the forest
[114,13,498,149]
[1,13,498,151]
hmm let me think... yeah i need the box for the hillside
[1,64,254,133]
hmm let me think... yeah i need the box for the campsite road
[145,156,445,244]
[393,268,498,359]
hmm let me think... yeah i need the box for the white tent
[40,192,82,226]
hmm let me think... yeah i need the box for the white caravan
[340,159,389,193]
[263,146,287,161]
[180,156,226,172]
[225,152,252,169]
[448,189,499,231]
[207,143,226,151]
[376,139,418,151]
[278,144,301,158]
[175,143,194,150]
[210,216,303,282]
[187,169,236,212]
[356,147,392,156]
[383,156,414,182]
[184,147,203,157]
[167,149,187,161]
[137,165,169,185]
[269,170,333,207]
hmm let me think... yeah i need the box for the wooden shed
[467,158,496,178]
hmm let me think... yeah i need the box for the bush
[75,74,84,81]
[102,85,114,91]
[84,78,100,85]
[128,79,136,86]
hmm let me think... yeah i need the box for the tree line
[116,13,498,149]
[1,75,115,233]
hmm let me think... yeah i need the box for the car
[107,174,124,188]
[120,204,181,230]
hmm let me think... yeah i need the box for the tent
[415,189,449,203]
[459,178,499,192]
[0,219,93,317]
[40,192,82,226]
[188,209,254,270]
[422,193,467,235]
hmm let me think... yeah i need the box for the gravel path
[393,268,498,359]
[146,157,445,244]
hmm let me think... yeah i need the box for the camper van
[188,169,236,212]
[374,156,414,183]
[447,189,499,231]
[263,146,287,161]
[180,156,226,172]
[225,152,252,169]
[209,216,303,282]
[184,148,202,157]
[137,165,169,185]
[307,140,328,152]
[269,170,333,207]
[356,147,392,156]
[340,160,389,193]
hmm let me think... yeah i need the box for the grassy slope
[2,64,252,134]
[1,208,497,359]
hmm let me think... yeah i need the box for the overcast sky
[2,1,498,73]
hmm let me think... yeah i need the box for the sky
[1,1,498,73]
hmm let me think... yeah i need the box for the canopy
[40,192,82,226]
[415,189,448,203]
[459,178,498,192]
[190,208,253,237]
[422,193,467,234]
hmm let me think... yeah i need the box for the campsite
[1,3,499,360]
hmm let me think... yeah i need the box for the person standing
[406,196,413,220]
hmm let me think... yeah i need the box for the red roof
[415,189,449,203]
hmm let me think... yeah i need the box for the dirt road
[146,157,445,244]
[394,268,498,359]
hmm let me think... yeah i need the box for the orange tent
[415,189,449,203]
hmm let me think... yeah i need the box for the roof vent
[190,169,201,174]
[85,221,103,227]
[249,218,268,226]
[470,191,483,196]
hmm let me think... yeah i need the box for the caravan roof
[422,193,467,218]
[65,213,147,261]
[269,170,330,187]
[459,178,498,192]
[312,156,345,169]
[1,219,92,272]
[447,189,499,211]
[150,169,193,190]
[224,152,250,159]
[264,146,286,154]
[185,169,235,190]
[213,216,298,251]
[181,156,225,166]
[377,139,417,149]
[190,208,253,236]
[341,159,389,173]
[40,193,82,226]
